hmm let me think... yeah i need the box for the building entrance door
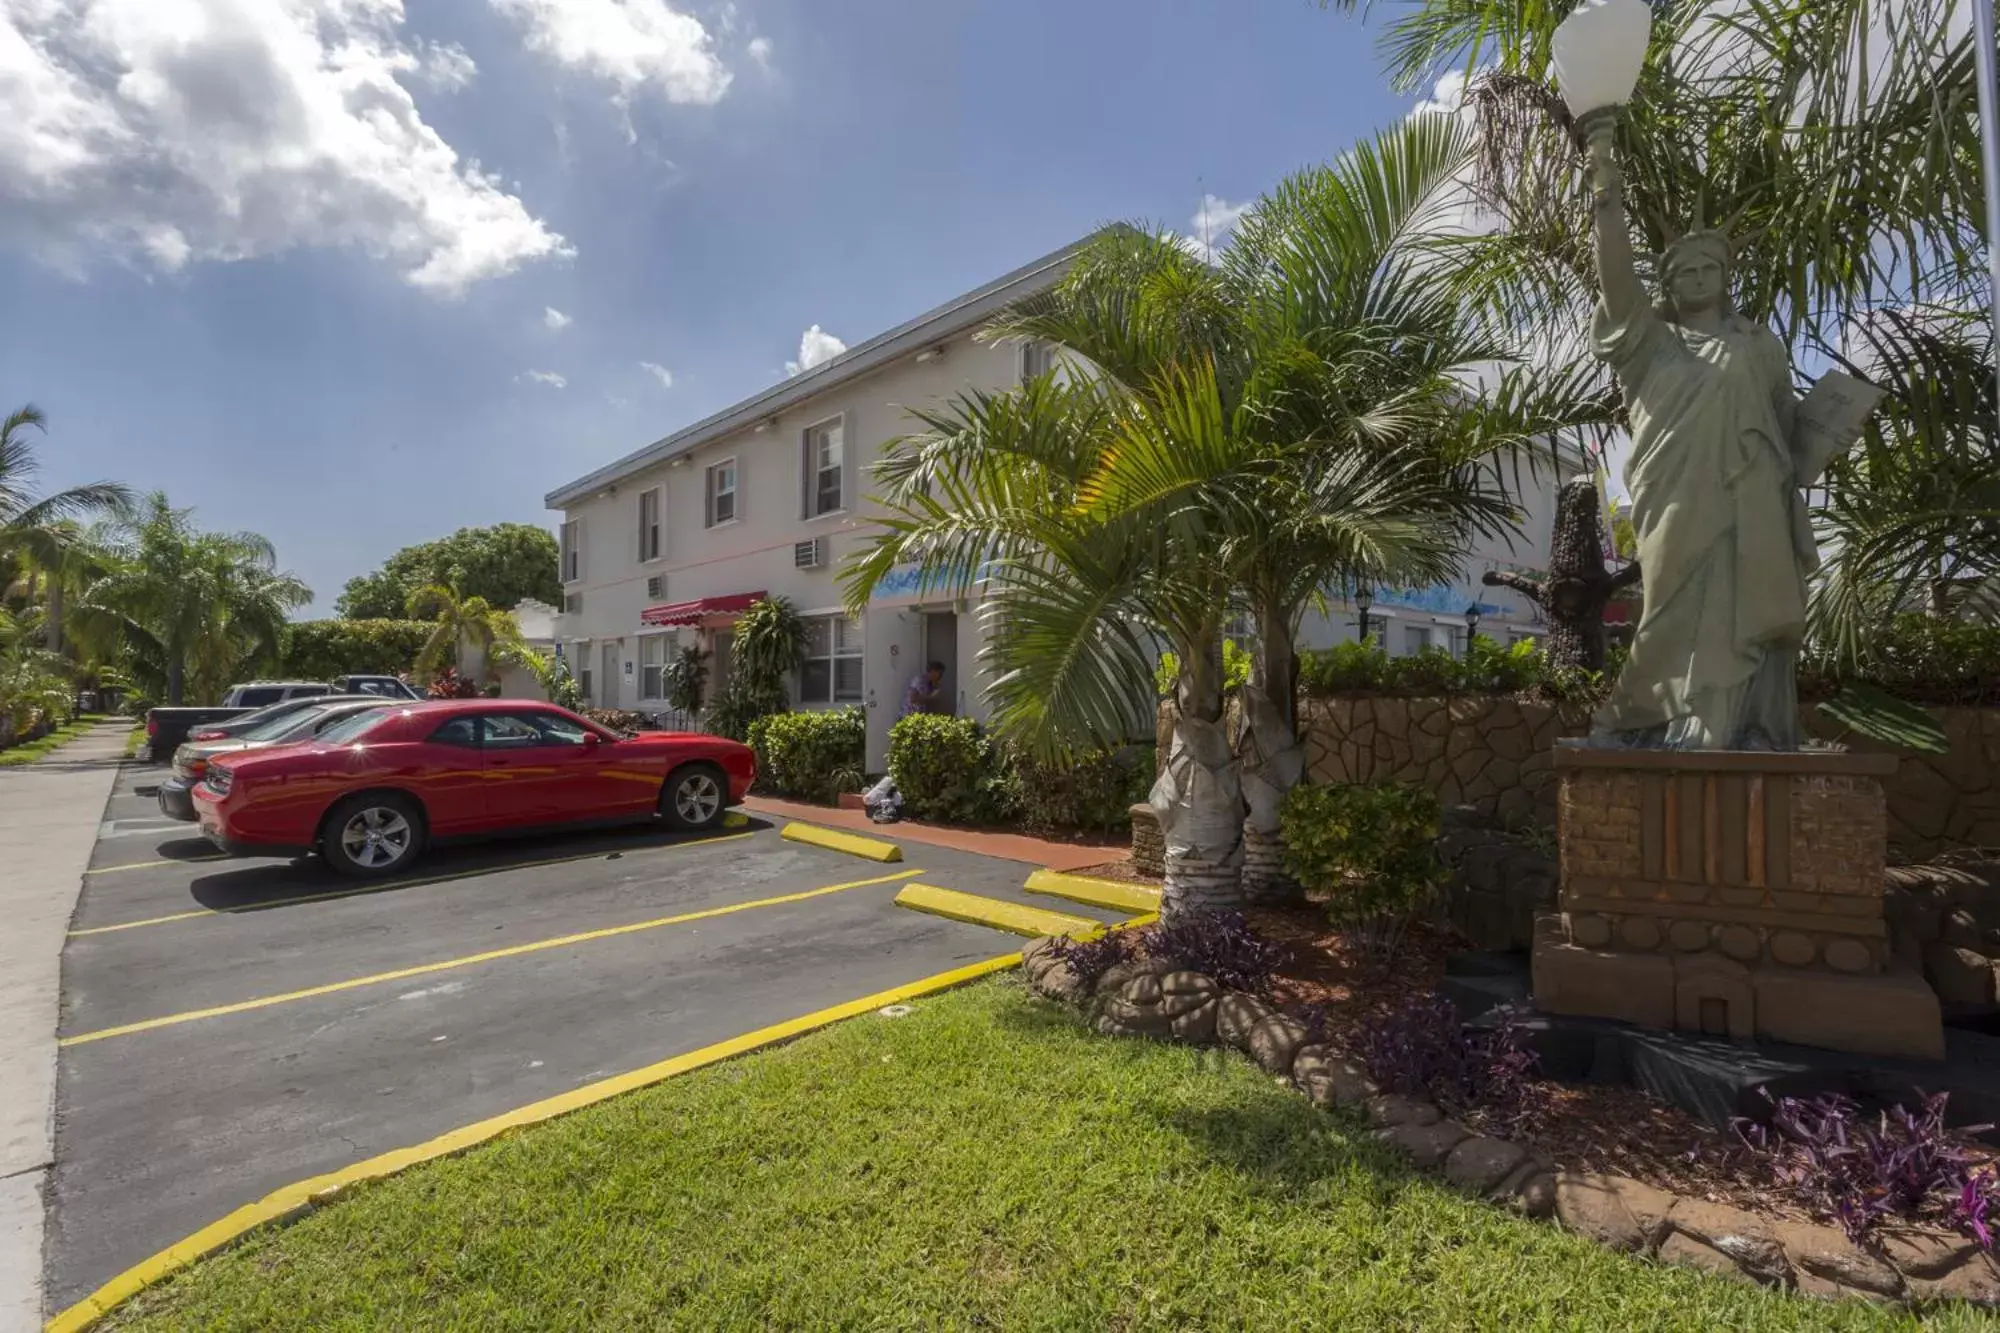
[600,640,620,707]
[923,611,958,716]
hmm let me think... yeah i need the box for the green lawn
[0,715,107,767]
[100,980,1985,1332]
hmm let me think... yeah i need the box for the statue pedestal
[1532,745,1943,1061]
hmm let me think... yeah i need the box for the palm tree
[0,404,133,652]
[71,493,311,704]
[406,582,525,687]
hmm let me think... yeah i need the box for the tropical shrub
[1045,929,1139,988]
[1279,780,1443,961]
[1154,640,1251,699]
[705,678,782,743]
[887,714,1009,823]
[748,708,865,803]
[1800,614,2000,707]
[1138,910,1285,995]
[1354,994,1539,1127]
[1002,743,1154,835]
[279,619,432,681]
[1297,636,1553,699]
[1734,1090,2000,1247]
[664,644,709,715]
[424,667,479,699]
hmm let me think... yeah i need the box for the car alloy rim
[675,773,721,824]
[341,807,412,868]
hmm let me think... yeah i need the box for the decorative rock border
[1020,938,2000,1309]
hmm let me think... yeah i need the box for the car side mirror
[582,731,601,749]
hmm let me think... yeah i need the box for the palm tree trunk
[166,654,185,706]
[1152,635,1244,918]
[1239,600,1305,905]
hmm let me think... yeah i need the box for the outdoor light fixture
[1550,0,1653,124]
[1354,586,1374,644]
[915,344,947,363]
[1463,604,1482,662]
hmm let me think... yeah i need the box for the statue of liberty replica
[1582,114,1820,752]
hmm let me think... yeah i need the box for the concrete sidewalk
[0,724,131,1333]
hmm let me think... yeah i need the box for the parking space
[47,765,1127,1310]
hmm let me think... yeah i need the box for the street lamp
[1551,0,1654,129]
[1463,604,1482,663]
[1354,586,1374,644]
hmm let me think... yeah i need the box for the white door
[600,641,620,707]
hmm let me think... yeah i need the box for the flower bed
[1021,907,2000,1307]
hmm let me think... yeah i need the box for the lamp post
[1551,0,1654,132]
[1463,604,1482,662]
[1354,586,1373,644]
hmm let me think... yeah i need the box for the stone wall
[1130,803,1164,878]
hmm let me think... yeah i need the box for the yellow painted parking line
[63,864,922,1046]
[893,883,1104,939]
[44,950,1021,1333]
[1022,868,1162,914]
[84,855,227,876]
[780,821,903,862]
[70,820,759,938]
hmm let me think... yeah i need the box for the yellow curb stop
[893,883,1104,939]
[1021,869,1162,915]
[779,821,903,863]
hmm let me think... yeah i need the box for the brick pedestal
[1533,746,1943,1060]
[1130,803,1164,878]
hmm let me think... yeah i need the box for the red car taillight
[146,716,158,737]
[189,728,227,741]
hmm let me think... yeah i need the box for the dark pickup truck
[142,676,421,760]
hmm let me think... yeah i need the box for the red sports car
[192,700,756,877]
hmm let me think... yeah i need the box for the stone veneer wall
[1279,696,2000,859]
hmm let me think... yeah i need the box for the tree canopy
[337,523,560,619]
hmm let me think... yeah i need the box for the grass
[0,714,109,767]
[121,723,146,759]
[100,980,1988,1333]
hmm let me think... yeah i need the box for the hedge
[748,709,865,803]
[280,619,433,681]
[887,713,1150,832]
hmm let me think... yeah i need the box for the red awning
[640,591,767,627]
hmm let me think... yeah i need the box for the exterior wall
[553,338,1030,766]
[1288,694,2000,860]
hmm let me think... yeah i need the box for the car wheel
[322,793,425,877]
[660,763,727,831]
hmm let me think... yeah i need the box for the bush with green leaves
[748,708,866,803]
[1003,744,1154,834]
[888,713,1011,823]
[705,678,786,743]
[664,644,709,715]
[279,619,432,681]
[1153,639,1251,699]
[1279,779,1443,962]
[1800,614,2000,707]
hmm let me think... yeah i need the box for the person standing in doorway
[903,660,945,718]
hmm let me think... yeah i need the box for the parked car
[328,674,423,700]
[144,682,332,761]
[182,693,379,745]
[158,698,393,821]
[223,681,335,708]
[193,700,756,877]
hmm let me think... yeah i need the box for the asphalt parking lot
[46,764,1126,1311]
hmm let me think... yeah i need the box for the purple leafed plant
[1138,910,1286,995]
[1044,929,1137,988]
[1734,1090,1999,1248]
[1353,994,1539,1126]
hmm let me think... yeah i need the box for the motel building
[544,236,1564,773]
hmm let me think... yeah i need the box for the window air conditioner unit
[647,575,666,600]
[793,537,825,570]
[565,593,582,614]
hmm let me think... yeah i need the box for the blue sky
[0,0,1441,616]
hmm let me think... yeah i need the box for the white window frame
[1020,339,1056,384]
[638,486,662,563]
[802,415,845,520]
[560,518,583,584]
[798,614,863,705]
[705,458,738,528]
[639,632,668,702]
[1403,624,1432,656]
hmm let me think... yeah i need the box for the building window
[638,487,661,562]
[804,418,843,517]
[560,518,582,583]
[640,634,667,701]
[800,615,863,704]
[706,459,737,527]
[1021,339,1056,383]
[1403,625,1431,656]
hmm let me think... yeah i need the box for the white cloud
[519,369,567,388]
[639,359,673,388]
[746,35,772,70]
[785,324,846,376]
[543,305,572,329]
[1176,194,1253,264]
[0,0,569,292]
[1411,68,1473,119]
[490,0,732,105]
[417,40,478,92]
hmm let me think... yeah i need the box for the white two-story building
[546,236,1566,771]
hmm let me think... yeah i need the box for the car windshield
[315,708,398,745]
[225,698,313,732]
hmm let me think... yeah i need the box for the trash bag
[862,775,903,824]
